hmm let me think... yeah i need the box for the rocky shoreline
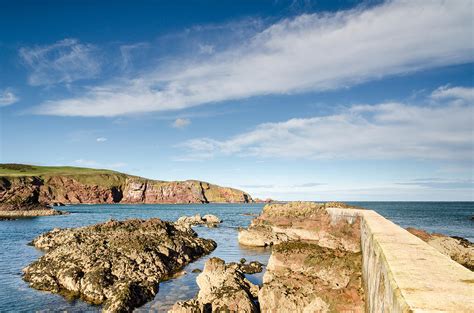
[0,208,66,219]
[168,202,472,313]
[0,203,67,219]
[170,257,262,312]
[23,218,217,312]
[20,202,473,312]
[236,201,365,312]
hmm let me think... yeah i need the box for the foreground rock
[407,227,474,270]
[260,242,364,312]
[23,218,217,312]
[238,201,361,252]
[175,214,222,228]
[170,258,259,313]
[240,201,364,312]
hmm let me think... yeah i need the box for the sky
[0,0,473,201]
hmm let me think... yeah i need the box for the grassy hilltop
[0,163,122,177]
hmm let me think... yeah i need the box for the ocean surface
[0,202,472,312]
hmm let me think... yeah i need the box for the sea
[0,202,472,312]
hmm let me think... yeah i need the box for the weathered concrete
[326,206,474,312]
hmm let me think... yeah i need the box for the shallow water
[0,202,472,312]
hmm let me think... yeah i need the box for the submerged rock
[23,218,217,312]
[407,227,474,271]
[170,258,259,313]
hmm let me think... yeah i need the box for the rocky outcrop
[0,208,66,218]
[238,201,361,252]
[407,227,474,270]
[0,176,66,217]
[170,258,260,313]
[239,201,364,312]
[23,218,217,312]
[175,214,222,228]
[260,242,364,313]
[0,169,252,207]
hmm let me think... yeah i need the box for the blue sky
[0,0,473,201]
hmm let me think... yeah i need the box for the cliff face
[0,171,252,206]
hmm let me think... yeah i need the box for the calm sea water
[0,202,472,312]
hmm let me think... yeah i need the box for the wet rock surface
[22,218,217,312]
[407,227,474,271]
[170,257,260,313]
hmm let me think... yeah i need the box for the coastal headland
[0,163,252,218]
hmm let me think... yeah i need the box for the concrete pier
[326,207,474,312]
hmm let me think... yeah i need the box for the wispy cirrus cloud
[33,0,473,116]
[178,86,474,161]
[119,42,149,70]
[19,38,101,86]
[240,182,326,189]
[0,89,18,106]
[430,85,474,102]
[397,178,474,189]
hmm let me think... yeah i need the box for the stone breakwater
[231,202,472,312]
[407,227,474,271]
[326,206,474,312]
[22,218,217,312]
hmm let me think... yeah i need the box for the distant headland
[0,163,253,217]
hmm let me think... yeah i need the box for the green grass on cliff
[0,164,136,188]
[0,164,120,177]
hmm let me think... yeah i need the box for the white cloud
[198,44,215,54]
[34,0,473,116]
[172,118,191,128]
[120,42,148,70]
[20,38,101,86]
[96,137,107,142]
[397,178,473,189]
[74,159,100,167]
[74,159,126,169]
[0,89,18,106]
[178,87,474,161]
[430,85,474,102]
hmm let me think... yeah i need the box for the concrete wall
[326,207,474,312]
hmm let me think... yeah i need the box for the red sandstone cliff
[0,171,252,208]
